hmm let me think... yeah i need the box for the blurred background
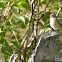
[0,0,62,62]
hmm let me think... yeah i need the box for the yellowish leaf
[0,28,1,33]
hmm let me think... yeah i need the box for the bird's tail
[60,28,62,32]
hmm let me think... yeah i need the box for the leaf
[0,2,6,9]
[1,46,13,54]
[1,47,5,53]
[19,23,27,28]
[17,16,25,24]
[45,28,51,32]
[17,2,22,9]
[0,28,1,33]
[1,0,7,2]
[59,49,62,53]
[11,41,19,49]
[19,39,22,43]
[15,0,19,2]
[60,0,62,2]
[1,46,11,62]
[21,2,29,10]
[2,41,13,53]
[57,3,62,6]
[38,11,45,15]
[42,17,47,22]
[41,0,47,4]
[54,7,59,10]
[4,46,13,54]
[25,17,29,25]
[11,36,15,39]
[0,39,6,44]
[12,6,19,14]
[4,41,10,48]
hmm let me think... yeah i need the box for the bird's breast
[50,17,58,30]
[50,17,55,27]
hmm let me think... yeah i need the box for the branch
[21,13,32,45]
[36,0,39,35]
[39,0,51,20]
[44,0,51,11]
[22,0,35,62]
[9,19,20,45]
[21,0,37,46]
[0,0,21,62]
[9,19,21,62]
[3,0,20,45]
[4,1,10,16]
[4,1,20,45]
[5,1,20,46]
[21,1,35,45]
[56,6,62,17]
[9,54,18,62]
[28,0,34,5]
[4,0,15,18]
[4,1,21,62]
[27,0,51,47]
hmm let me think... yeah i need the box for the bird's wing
[55,18,62,28]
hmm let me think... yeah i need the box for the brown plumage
[50,14,62,31]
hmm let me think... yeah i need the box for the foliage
[0,0,62,62]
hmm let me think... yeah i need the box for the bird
[50,13,62,31]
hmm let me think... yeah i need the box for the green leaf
[45,28,51,32]
[4,46,13,54]
[1,46,11,62]
[17,2,22,9]
[17,16,25,24]
[19,23,26,28]
[1,46,13,54]
[0,2,5,9]
[1,47,5,53]
[41,0,47,4]
[42,17,47,22]
[15,0,19,2]
[21,2,29,10]
[3,41,13,53]
[19,39,22,43]
[11,36,15,39]
[0,39,6,44]
[25,17,29,25]
[12,6,19,14]
[11,41,19,49]
[57,3,62,6]
[0,28,1,33]
[60,0,62,2]
[4,41,10,48]
[39,11,45,15]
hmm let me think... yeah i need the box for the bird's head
[50,13,56,18]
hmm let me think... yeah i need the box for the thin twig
[7,0,20,46]
[0,0,21,62]
[9,19,21,62]
[4,1,10,16]
[4,1,21,62]
[22,0,34,62]
[44,0,51,11]
[21,0,37,46]
[39,0,51,20]
[9,19,20,45]
[36,0,39,35]
[28,0,34,5]
[4,1,20,45]
[21,2,37,46]
[56,6,62,16]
